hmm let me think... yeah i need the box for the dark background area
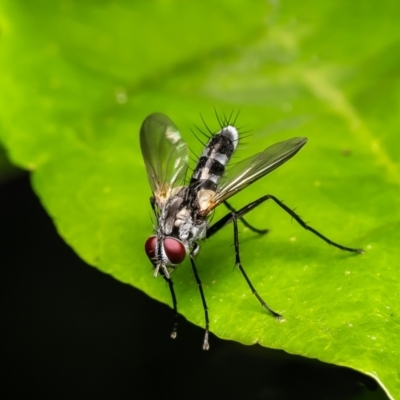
[0,175,385,400]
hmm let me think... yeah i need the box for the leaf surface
[0,1,399,398]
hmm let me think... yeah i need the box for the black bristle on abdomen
[190,126,239,190]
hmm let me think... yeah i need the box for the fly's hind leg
[231,213,282,318]
[207,194,363,319]
[210,195,363,254]
[223,200,269,235]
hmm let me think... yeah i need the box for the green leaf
[0,1,399,397]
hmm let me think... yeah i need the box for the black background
[0,175,386,400]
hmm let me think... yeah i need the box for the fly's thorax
[190,125,239,190]
[156,187,206,243]
[173,206,193,240]
[187,219,208,242]
[174,207,208,242]
[159,190,187,235]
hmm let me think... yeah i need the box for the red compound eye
[144,236,157,261]
[164,237,186,265]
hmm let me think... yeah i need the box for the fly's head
[144,234,187,279]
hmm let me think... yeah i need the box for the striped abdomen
[190,126,239,192]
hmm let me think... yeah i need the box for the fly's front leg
[231,213,282,319]
[161,274,178,339]
[224,200,268,235]
[190,244,210,350]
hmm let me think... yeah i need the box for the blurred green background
[1,1,399,398]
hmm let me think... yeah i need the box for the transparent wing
[140,113,189,203]
[209,137,307,207]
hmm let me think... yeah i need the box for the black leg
[224,201,268,234]
[209,194,364,254]
[231,213,282,318]
[162,275,178,339]
[189,254,210,350]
